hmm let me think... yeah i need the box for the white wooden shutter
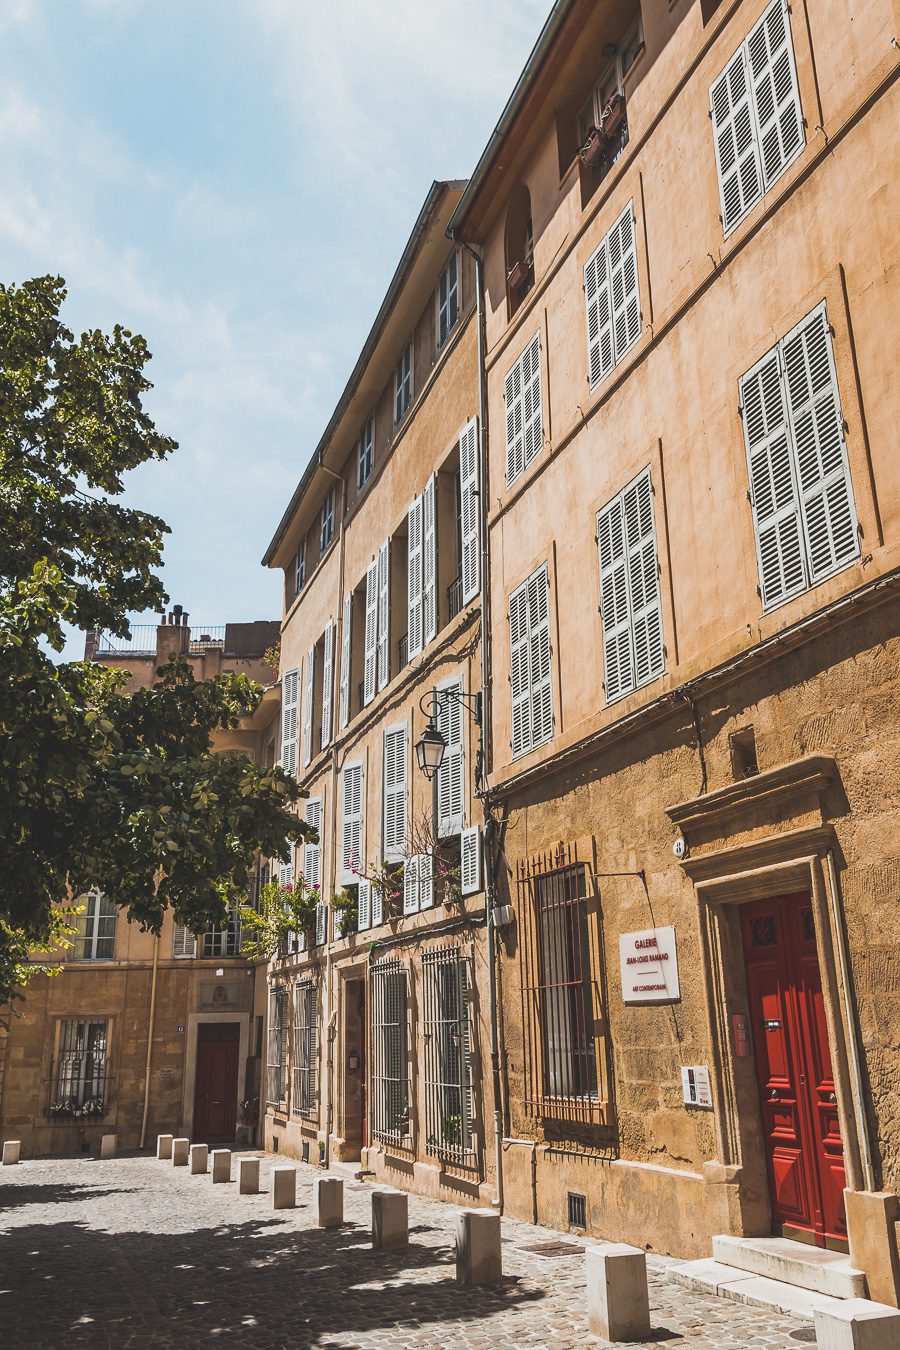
[608,205,641,364]
[173,922,196,958]
[623,470,665,688]
[341,762,364,883]
[419,851,434,910]
[407,496,423,659]
[278,858,294,889]
[597,495,635,701]
[747,0,803,191]
[403,853,420,915]
[521,334,543,471]
[281,668,299,775]
[382,724,407,862]
[459,417,480,605]
[526,566,553,747]
[302,645,315,767]
[422,475,437,645]
[363,560,378,705]
[436,679,464,837]
[321,619,334,750]
[509,579,531,758]
[377,538,390,691]
[315,901,326,946]
[460,826,481,896]
[339,592,352,729]
[585,236,613,388]
[370,876,383,928]
[303,797,322,889]
[357,877,371,932]
[710,44,763,233]
[504,355,524,484]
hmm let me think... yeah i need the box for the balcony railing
[95,625,158,655]
[447,575,463,622]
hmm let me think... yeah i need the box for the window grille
[201,906,241,958]
[52,1019,108,1117]
[517,845,605,1122]
[292,980,317,1117]
[423,947,476,1166]
[266,986,286,1106]
[437,251,459,348]
[371,959,409,1147]
[73,890,116,961]
[568,1191,587,1229]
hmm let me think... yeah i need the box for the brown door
[193,1023,240,1143]
[741,894,847,1248]
[358,982,367,1149]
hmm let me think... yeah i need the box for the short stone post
[272,1164,296,1210]
[100,1133,116,1159]
[455,1209,502,1287]
[156,1134,173,1160]
[172,1137,190,1166]
[586,1244,651,1343]
[211,1149,232,1183]
[312,1175,343,1228]
[189,1143,208,1174]
[2,1140,21,1165]
[239,1156,260,1194]
[372,1189,407,1249]
[814,1298,900,1349]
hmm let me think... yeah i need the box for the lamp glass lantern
[415,719,446,781]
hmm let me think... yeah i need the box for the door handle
[768,1088,780,1100]
[827,1091,837,1104]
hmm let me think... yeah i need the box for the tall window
[201,906,241,958]
[292,980,317,1117]
[584,203,641,388]
[281,667,299,775]
[504,334,542,484]
[437,251,459,349]
[509,564,553,759]
[383,724,408,863]
[741,302,858,611]
[266,987,286,1107]
[423,947,475,1165]
[505,182,534,316]
[371,959,409,1146]
[517,849,603,1121]
[73,890,116,961]
[340,761,364,883]
[51,1019,108,1117]
[596,467,664,704]
[577,17,642,143]
[395,341,413,423]
[320,487,335,553]
[357,418,374,489]
[710,0,803,235]
[294,538,306,596]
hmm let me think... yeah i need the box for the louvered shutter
[302,644,315,767]
[509,580,532,758]
[710,44,762,233]
[363,560,378,705]
[783,305,858,583]
[321,619,334,750]
[597,497,635,701]
[173,922,196,958]
[339,592,352,729]
[747,0,803,191]
[370,876,383,927]
[377,539,390,691]
[422,475,437,645]
[278,858,294,889]
[623,470,665,688]
[407,496,423,659]
[522,334,543,471]
[303,797,322,889]
[526,567,553,747]
[383,724,407,862]
[436,680,464,837]
[460,826,481,896]
[504,355,524,484]
[281,668,299,774]
[358,877,371,932]
[608,206,641,364]
[740,346,806,608]
[341,762,364,883]
[459,418,480,605]
[403,854,420,915]
[314,901,326,946]
[585,236,613,387]
[419,852,434,910]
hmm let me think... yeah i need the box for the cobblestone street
[0,1153,816,1349]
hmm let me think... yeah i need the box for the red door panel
[193,1023,240,1143]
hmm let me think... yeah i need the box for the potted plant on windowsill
[600,91,626,139]
[580,126,607,172]
[506,258,532,293]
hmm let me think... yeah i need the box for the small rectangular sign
[681,1065,713,1108]
[619,926,680,1003]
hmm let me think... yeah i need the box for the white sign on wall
[618,926,680,1004]
[681,1065,713,1109]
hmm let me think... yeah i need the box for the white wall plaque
[681,1065,713,1109]
[619,925,680,1003]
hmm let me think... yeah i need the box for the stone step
[669,1257,848,1321]
[712,1234,867,1299]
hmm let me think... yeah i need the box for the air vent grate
[567,1191,587,1229]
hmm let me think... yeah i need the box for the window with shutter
[363,560,378,706]
[358,877,371,932]
[173,921,196,959]
[315,901,327,947]
[459,418,480,605]
[460,827,482,895]
[302,644,315,767]
[437,251,459,349]
[395,341,413,423]
[407,496,424,659]
[509,565,553,759]
[710,0,803,235]
[340,762,364,884]
[422,476,437,645]
[357,418,374,489]
[584,204,640,389]
[403,853,420,915]
[377,539,390,691]
[321,620,334,750]
[596,467,664,704]
[281,668,299,775]
[504,334,542,485]
[370,875,384,927]
[741,301,857,611]
[383,724,408,862]
[339,592,352,729]
[436,679,464,837]
[419,851,434,910]
[303,797,323,890]
[294,539,306,596]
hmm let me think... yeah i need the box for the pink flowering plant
[239,874,320,958]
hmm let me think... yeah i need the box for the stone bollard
[211,1149,232,1183]
[455,1210,502,1287]
[239,1156,260,1195]
[156,1134,174,1160]
[2,1140,21,1166]
[272,1165,296,1210]
[189,1143,208,1175]
[813,1298,900,1349]
[372,1190,408,1249]
[100,1133,116,1159]
[172,1137,190,1166]
[586,1244,651,1343]
[313,1176,344,1228]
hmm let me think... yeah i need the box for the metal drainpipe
[139,933,160,1150]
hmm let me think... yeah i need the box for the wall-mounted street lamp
[414,688,483,783]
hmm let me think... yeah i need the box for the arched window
[505,183,534,317]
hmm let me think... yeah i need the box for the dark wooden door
[741,894,847,1248]
[193,1023,240,1143]
[358,982,367,1149]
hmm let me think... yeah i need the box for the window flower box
[507,258,532,292]
[600,91,626,139]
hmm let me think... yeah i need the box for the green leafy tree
[0,276,310,1010]
[239,876,321,960]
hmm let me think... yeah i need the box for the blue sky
[0,0,548,659]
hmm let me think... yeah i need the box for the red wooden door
[193,1023,240,1143]
[741,894,846,1247]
